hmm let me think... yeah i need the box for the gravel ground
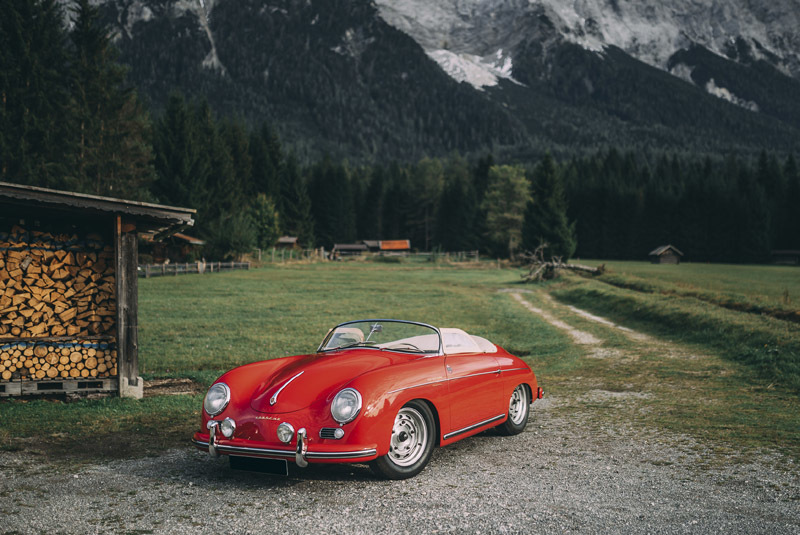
[2,395,798,535]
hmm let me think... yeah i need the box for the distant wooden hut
[362,240,381,252]
[332,243,368,257]
[380,239,411,255]
[149,232,205,263]
[649,245,683,264]
[275,236,298,249]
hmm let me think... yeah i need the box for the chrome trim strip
[306,449,378,459]
[191,439,377,460]
[443,413,506,440]
[503,367,529,373]
[387,378,447,394]
[386,370,501,395]
[270,371,304,406]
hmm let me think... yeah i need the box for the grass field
[581,260,800,320]
[1,260,798,462]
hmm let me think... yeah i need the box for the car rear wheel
[497,384,529,436]
[370,400,435,480]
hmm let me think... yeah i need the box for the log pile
[0,342,117,381]
[521,244,605,282]
[0,224,118,382]
[0,225,116,339]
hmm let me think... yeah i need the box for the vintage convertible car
[192,319,542,479]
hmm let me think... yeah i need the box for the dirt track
[1,391,798,534]
[2,293,798,534]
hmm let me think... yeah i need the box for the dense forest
[1,0,799,263]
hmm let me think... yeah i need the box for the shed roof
[333,243,368,251]
[380,239,411,251]
[0,182,194,237]
[277,236,298,245]
[649,244,683,256]
[172,233,206,245]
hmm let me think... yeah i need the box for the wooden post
[115,216,141,399]
[145,264,150,278]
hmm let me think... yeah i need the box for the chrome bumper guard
[207,420,220,457]
[295,428,308,468]
[193,435,377,467]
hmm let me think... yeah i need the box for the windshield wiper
[329,341,379,351]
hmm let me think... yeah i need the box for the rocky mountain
[93,0,800,160]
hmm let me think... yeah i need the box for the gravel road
[2,394,798,535]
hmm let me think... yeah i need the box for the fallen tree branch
[520,245,604,282]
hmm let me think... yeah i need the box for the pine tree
[781,154,800,249]
[250,193,281,250]
[436,155,478,251]
[153,93,212,216]
[482,165,530,258]
[521,153,577,260]
[0,0,73,188]
[249,123,282,199]
[279,153,315,247]
[69,0,155,199]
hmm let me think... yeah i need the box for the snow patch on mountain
[705,79,759,112]
[427,48,519,90]
[669,63,696,85]
[374,0,800,82]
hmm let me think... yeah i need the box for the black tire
[370,400,436,480]
[497,384,529,436]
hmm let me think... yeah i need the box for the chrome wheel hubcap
[509,386,527,425]
[388,407,428,467]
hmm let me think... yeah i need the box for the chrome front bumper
[192,433,377,467]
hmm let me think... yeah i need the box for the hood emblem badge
[270,371,305,406]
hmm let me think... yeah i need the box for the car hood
[249,349,408,413]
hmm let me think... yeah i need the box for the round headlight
[204,383,230,417]
[277,422,295,444]
[331,388,362,424]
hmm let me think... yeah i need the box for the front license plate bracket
[229,456,289,476]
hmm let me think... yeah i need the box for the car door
[444,352,503,435]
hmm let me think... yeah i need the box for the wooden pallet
[0,378,118,397]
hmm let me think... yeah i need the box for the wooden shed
[379,239,411,254]
[649,245,683,264]
[275,236,299,249]
[332,243,368,258]
[0,182,195,398]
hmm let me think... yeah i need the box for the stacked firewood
[0,226,116,338]
[0,225,117,381]
[0,342,117,381]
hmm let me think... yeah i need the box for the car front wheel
[497,384,529,436]
[370,400,435,480]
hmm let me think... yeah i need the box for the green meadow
[1,260,798,461]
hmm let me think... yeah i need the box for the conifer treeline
[2,0,798,263]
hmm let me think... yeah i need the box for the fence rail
[138,261,250,278]
[257,248,480,263]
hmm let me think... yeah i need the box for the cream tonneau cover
[374,328,497,354]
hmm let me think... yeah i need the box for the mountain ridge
[92,0,800,160]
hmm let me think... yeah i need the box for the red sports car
[192,319,542,479]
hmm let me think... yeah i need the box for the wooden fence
[257,248,480,263]
[138,261,250,278]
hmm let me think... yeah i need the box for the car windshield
[318,320,441,354]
